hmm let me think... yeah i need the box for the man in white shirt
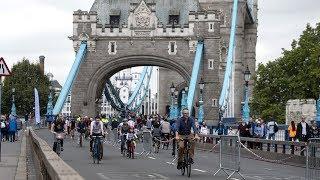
[297,116,310,142]
[267,118,278,140]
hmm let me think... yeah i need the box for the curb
[14,131,27,180]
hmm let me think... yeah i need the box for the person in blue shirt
[8,115,17,142]
[175,108,200,170]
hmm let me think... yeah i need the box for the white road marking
[192,169,207,173]
[97,173,111,180]
[148,156,156,160]
[166,161,175,165]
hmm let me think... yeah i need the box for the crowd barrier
[140,131,153,156]
[213,135,244,179]
[306,138,320,180]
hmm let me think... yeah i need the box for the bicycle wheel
[99,142,103,160]
[56,140,61,156]
[79,134,82,147]
[186,144,191,177]
[180,162,185,175]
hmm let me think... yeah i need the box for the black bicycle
[92,135,103,164]
[52,132,65,156]
[179,138,195,177]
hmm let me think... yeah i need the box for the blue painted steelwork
[218,0,239,113]
[180,90,187,115]
[104,79,125,111]
[198,100,204,124]
[187,41,204,113]
[127,67,148,106]
[242,84,250,123]
[46,92,54,122]
[169,94,175,120]
[53,42,87,115]
[129,67,153,111]
[11,101,16,116]
[316,96,320,127]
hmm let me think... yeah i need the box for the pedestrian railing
[306,138,320,180]
[27,128,84,180]
[140,131,153,156]
[198,134,310,166]
[214,135,244,179]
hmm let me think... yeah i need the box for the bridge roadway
[35,129,305,180]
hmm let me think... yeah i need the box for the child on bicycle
[126,128,138,155]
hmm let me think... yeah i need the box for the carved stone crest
[134,1,151,28]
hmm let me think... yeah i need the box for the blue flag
[34,88,41,125]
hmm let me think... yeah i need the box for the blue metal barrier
[53,42,87,115]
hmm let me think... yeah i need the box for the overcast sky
[1,0,320,86]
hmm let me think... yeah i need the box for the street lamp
[46,81,54,128]
[198,78,205,123]
[242,66,251,123]
[10,87,17,116]
[316,56,320,127]
[169,83,175,120]
[174,89,179,119]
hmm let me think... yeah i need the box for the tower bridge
[52,0,259,125]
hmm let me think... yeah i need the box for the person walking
[8,115,17,142]
[288,121,297,141]
[267,117,278,140]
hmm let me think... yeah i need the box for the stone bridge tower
[70,0,258,125]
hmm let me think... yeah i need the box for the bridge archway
[77,55,190,117]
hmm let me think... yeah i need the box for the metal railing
[306,138,320,180]
[27,128,84,180]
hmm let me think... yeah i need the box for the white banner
[34,88,41,124]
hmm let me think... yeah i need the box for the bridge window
[221,47,227,62]
[108,41,117,55]
[168,41,177,55]
[212,99,217,107]
[169,15,179,25]
[208,59,214,70]
[110,15,120,26]
[220,10,226,26]
[208,22,214,32]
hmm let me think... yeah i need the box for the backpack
[1,122,5,128]
[274,123,279,133]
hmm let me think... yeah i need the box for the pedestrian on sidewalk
[8,115,17,143]
[1,116,7,141]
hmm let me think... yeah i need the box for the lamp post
[46,73,54,128]
[174,89,179,119]
[169,83,175,120]
[242,66,251,123]
[198,78,205,123]
[181,90,186,114]
[316,55,320,127]
[10,87,17,116]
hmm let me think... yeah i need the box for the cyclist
[175,108,199,170]
[152,122,162,152]
[119,119,130,154]
[126,127,138,157]
[160,118,171,149]
[89,115,104,153]
[77,117,87,145]
[51,116,67,151]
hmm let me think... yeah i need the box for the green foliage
[2,58,50,116]
[251,23,320,123]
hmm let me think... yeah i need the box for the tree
[2,58,50,116]
[251,23,320,123]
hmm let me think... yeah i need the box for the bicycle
[126,139,135,159]
[153,137,161,153]
[92,135,103,164]
[52,132,65,156]
[179,137,195,177]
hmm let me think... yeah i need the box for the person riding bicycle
[119,119,130,154]
[152,123,162,150]
[89,115,104,152]
[175,108,199,170]
[160,118,171,149]
[126,128,138,154]
[77,117,87,143]
[51,116,67,151]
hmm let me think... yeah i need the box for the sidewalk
[0,132,23,180]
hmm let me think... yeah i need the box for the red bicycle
[126,139,135,159]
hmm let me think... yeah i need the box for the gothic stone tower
[70,0,258,125]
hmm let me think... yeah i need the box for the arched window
[221,47,227,62]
